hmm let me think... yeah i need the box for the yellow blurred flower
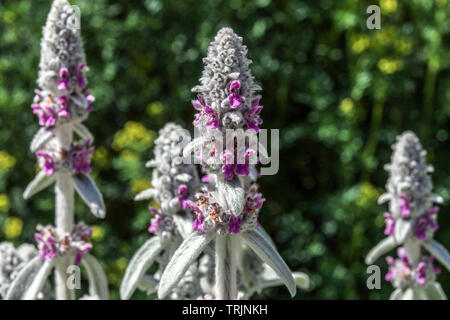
[0,150,16,172]
[146,101,164,117]
[115,257,128,272]
[107,272,119,284]
[373,26,396,48]
[91,225,105,240]
[131,179,151,194]
[112,121,156,151]
[378,58,401,74]
[339,98,354,115]
[395,38,413,55]
[93,146,110,168]
[355,182,380,208]
[0,194,10,212]
[4,217,23,239]
[380,0,397,13]
[351,34,370,54]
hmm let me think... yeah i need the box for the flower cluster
[385,248,440,288]
[35,139,94,176]
[186,184,264,235]
[35,223,93,265]
[147,207,176,241]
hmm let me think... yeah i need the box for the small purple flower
[58,95,70,118]
[75,63,86,88]
[36,151,55,176]
[32,103,58,128]
[398,195,410,217]
[228,80,242,109]
[246,97,263,133]
[75,243,93,265]
[72,140,94,174]
[414,207,439,240]
[385,256,395,281]
[177,184,188,209]
[383,212,395,235]
[228,215,242,234]
[84,90,95,112]
[57,68,70,90]
[221,149,255,180]
[201,174,210,183]
[35,226,57,260]
[415,262,427,285]
[192,95,219,129]
[148,207,163,234]
[192,214,204,232]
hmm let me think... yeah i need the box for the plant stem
[54,126,75,300]
[215,234,237,300]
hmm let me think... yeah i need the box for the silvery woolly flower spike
[10,0,108,300]
[365,131,448,300]
[159,28,299,300]
[120,123,202,300]
[23,0,104,219]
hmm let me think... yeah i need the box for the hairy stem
[215,234,237,300]
[54,126,74,300]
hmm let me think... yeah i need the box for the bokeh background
[0,0,449,299]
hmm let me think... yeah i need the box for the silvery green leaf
[390,288,403,300]
[401,288,414,300]
[424,282,447,300]
[6,257,43,300]
[174,173,192,183]
[394,219,411,244]
[134,188,157,201]
[377,193,391,204]
[172,214,193,239]
[429,194,443,204]
[215,177,244,217]
[22,259,54,300]
[73,123,94,142]
[72,174,106,218]
[82,253,109,300]
[240,229,296,297]
[293,272,310,290]
[23,170,56,199]
[182,137,204,158]
[30,127,53,153]
[422,240,450,272]
[365,236,397,265]
[158,232,215,299]
[255,226,276,249]
[137,274,159,295]
[120,237,165,300]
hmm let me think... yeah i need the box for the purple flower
[57,68,70,90]
[398,195,410,217]
[383,212,395,235]
[58,95,70,118]
[192,214,204,232]
[415,262,427,285]
[415,207,439,240]
[32,103,58,128]
[228,80,242,109]
[385,256,395,281]
[84,90,95,112]
[201,174,210,183]
[36,151,55,176]
[75,63,86,88]
[75,243,92,265]
[148,207,163,234]
[177,184,188,209]
[246,97,263,133]
[192,95,219,129]
[228,215,242,234]
[72,140,94,174]
[221,149,255,180]
[35,227,57,260]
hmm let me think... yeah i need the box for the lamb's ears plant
[8,0,108,300]
[120,123,201,300]
[158,28,300,300]
[365,131,449,300]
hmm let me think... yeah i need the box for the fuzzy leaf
[401,288,415,300]
[365,236,397,265]
[424,282,447,300]
[73,123,94,142]
[390,288,403,300]
[137,274,159,295]
[172,214,193,239]
[30,127,53,153]
[240,229,296,297]
[22,259,54,300]
[82,254,109,300]
[72,174,106,218]
[422,240,450,272]
[158,232,215,299]
[182,137,205,158]
[120,237,165,300]
[6,257,44,300]
[174,173,192,183]
[293,272,310,290]
[394,219,411,244]
[134,188,157,201]
[23,170,56,200]
[255,226,276,249]
[215,177,245,217]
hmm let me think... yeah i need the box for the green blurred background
[0,0,449,299]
